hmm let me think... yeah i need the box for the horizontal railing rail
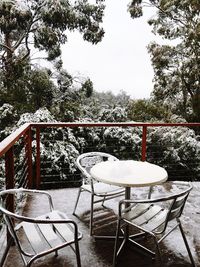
[1,122,199,157]
[0,123,31,158]
[31,122,200,127]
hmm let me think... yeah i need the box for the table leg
[125,187,130,199]
[124,187,130,241]
[94,187,130,241]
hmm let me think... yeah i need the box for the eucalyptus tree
[52,68,94,121]
[0,0,105,112]
[128,0,200,122]
[127,98,171,122]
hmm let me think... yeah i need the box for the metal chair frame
[113,182,196,267]
[0,188,82,267]
[73,152,125,236]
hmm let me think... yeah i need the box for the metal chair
[73,152,125,236]
[113,182,196,267]
[0,188,82,267]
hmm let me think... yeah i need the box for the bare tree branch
[0,43,13,52]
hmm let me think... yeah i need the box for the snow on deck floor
[2,181,200,267]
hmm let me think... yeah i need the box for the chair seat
[82,182,125,196]
[17,210,82,255]
[123,203,168,233]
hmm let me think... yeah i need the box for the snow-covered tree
[127,99,171,122]
[0,0,105,112]
[128,0,200,122]
[17,108,80,186]
[147,126,200,181]
[0,103,17,140]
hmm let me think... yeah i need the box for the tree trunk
[4,33,13,89]
[192,91,200,122]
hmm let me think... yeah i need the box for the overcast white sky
[62,0,158,99]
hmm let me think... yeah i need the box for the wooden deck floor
[2,183,200,267]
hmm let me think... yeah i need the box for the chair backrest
[76,152,118,184]
[0,188,52,236]
[0,189,34,255]
[167,183,192,222]
[156,182,193,233]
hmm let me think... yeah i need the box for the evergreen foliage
[0,0,105,113]
[127,99,171,122]
[128,0,200,122]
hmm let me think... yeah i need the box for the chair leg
[148,186,153,199]
[90,194,95,236]
[0,236,13,267]
[178,222,196,267]
[153,235,162,264]
[26,257,37,267]
[102,195,106,207]
[113,219,122,267]
[73,187,82,215]
[26,261,33,267]
[74,239,82,267]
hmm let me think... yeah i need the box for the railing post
[36,127,41,189]
[5,146,15,201]
[141,126,147,161]
[25,127,33,188]
[5,146,15,243]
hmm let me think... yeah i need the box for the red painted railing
[1,121,200,192]
[0,123,32,191]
